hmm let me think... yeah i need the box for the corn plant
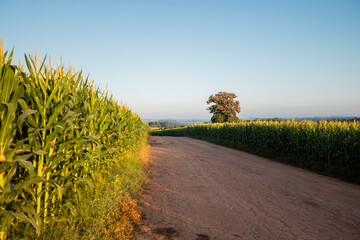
[0,38,44,240]
[0,38,149,239]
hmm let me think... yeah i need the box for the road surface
[137,136,360,240]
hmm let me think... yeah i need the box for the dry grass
[99,141,149,240]
[101,193,141,240]
[137,141,150,167]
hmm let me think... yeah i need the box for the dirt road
[137,136,360,240]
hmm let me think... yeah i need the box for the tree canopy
[207,91,240,123]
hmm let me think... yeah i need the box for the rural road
[137,136,360,240]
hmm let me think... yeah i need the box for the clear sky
[1,0,360,120]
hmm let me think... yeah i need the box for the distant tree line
[148,121,180,128]
[330,117,360,122]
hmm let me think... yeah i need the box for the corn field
[152,120,360,177]
[0,38,149,239]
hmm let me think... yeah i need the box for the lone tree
[207,91,241,123]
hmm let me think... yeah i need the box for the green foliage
[148,121,161,128]
[0,38,149,239]
[211,112,225,123]
[7,145,147,240]
[207,92,240,123]
[151,120,360,182]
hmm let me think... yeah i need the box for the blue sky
[1,0,359,119]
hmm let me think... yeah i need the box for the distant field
[151,120,360,183]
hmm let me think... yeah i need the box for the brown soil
[136,136,360,240]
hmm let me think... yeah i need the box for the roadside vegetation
[151,120,360,183]
[0,38,149,239]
